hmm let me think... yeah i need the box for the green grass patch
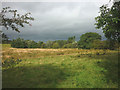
[2,45,119,88]
[2,44,11,48]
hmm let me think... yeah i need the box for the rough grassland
[2,44,119,88]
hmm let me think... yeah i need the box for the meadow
[2,44,119,88]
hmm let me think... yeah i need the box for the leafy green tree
[37,41,44,48]
[26,40,37,48]
[41,43,47,48]
[67,36,75,43]
[11,38,27,48]
[46,40,54,48]
[54,40,67,48]
[11,39,39,48]
[30,41,37,48]
[78,32,102,49]
[0,7,34,32]
[72,41,78,48]
[52,42,60,49]
[95,1,120,43]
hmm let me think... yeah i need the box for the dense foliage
[91,40,109,49]
[78,32,102,49]
[10,32,119,49]
[11,36,77,49]
[95,1,120,43]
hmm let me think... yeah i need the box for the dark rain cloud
[2,2,107,42]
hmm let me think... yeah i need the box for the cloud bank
[2,2,108,42]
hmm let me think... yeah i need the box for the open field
[2,44,119,88]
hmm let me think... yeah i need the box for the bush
[92,40,109,49]
[63,43,73,48]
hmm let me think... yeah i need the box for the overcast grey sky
[2,1,111,42]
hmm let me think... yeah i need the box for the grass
[2,44,119,88]
[1,44,11,49]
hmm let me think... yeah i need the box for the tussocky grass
[2,44,119,88]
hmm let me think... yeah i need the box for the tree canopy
[78,32,102,49]
[95,1,120,43]
[67,36,75,43]
[0,7,34,33]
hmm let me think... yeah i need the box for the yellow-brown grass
[2,44,118,61]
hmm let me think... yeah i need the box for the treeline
[11,36,77,48]
[3,32,119,49]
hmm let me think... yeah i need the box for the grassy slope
[2,44,119,88]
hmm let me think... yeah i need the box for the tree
[95,1,120,43]
[52,42,60,49]
[0,7,34,33]
[78,32,101,49]
[29,41,37,48]
[67,36,75,43]
[54,40,67,48]
[92,40,109,49]
[25,40,37,48]
[41,43,47,48]
[46,40,54,48]
[11,38,27,48]
[37,41,44,48]
[72,41,78,48]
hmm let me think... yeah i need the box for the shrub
[63,43,73,48]
[92,40,109,49]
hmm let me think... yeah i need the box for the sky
[2,0,112,42]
